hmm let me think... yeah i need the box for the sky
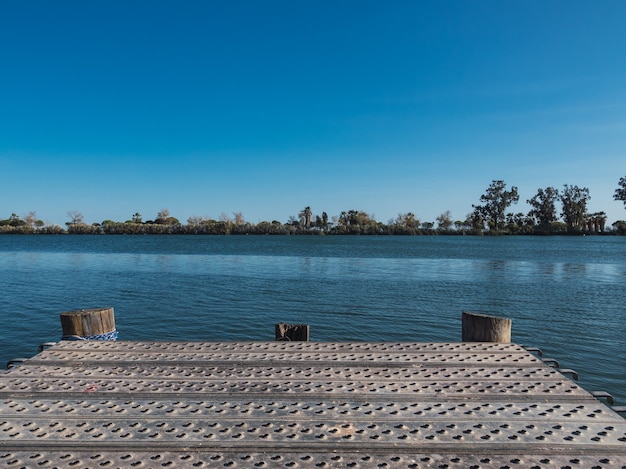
[1,1,625,227]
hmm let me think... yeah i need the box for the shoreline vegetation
[3,179,626,236]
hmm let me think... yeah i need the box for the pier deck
[1,341,625,468]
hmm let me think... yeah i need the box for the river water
[1,235,624,404]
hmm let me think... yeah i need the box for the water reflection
[562,262,587,276]
[486,259,507,270]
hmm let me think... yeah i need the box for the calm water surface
[1,235,624,404]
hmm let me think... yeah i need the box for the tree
[586,212,607,233]
[395,212,418,229]
[615,176,626,208]
[560,184,590,230]
[527,187,559,226]
[612,220,626,235]
[24,211,39,228]
[436,211,453,231]
[67,210,84,225]
[8,213,25,227]
[466,211,485,234]
[472,180,519,231]
[188,215,209,226]
[336,210,378,234]
[233,212,245,225]
[132,212,143,223]
[154,209,180,225]
[155,209,170,224]
[505,212,531,234]
[390,213,419,234]
[321,211,329,231]
[299,206,312,230]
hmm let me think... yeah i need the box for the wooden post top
[462,311,512,343]
[60,307,116,339]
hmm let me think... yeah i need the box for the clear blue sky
[1,1,625,226]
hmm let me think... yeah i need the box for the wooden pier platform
[1,341,625,468]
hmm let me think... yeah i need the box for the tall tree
[321,211,329,230]
[299,206,312,230]
[615,176,626,208]
[560,184,590,230]
[472,180,519,230]
[527,186,560,226]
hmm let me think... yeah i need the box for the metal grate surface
[5,363,563,380]
[26,351,544,367]
[2,450,625,469]
[1,341,625,467]
[36,340,527,353]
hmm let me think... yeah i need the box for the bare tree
[233,212,245,225]
[156,209,170,223]
[187,215,207,226]
[24,211,39,227]
[67,210,84,225]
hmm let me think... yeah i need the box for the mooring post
[60,307,118,340]
[275,323,310,341]
[462,311,511,343]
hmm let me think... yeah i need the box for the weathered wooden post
[462,311,511,343]
[275,323,310,341]
[60,307,118,340]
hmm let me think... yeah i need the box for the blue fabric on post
[61,329,118,341]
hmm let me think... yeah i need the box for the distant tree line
[2,177,626,235]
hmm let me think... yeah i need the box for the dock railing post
[275,323,310,341]
[60,307,118,340]
[462,311,511,343]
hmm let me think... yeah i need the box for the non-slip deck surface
[1,341,625,468]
